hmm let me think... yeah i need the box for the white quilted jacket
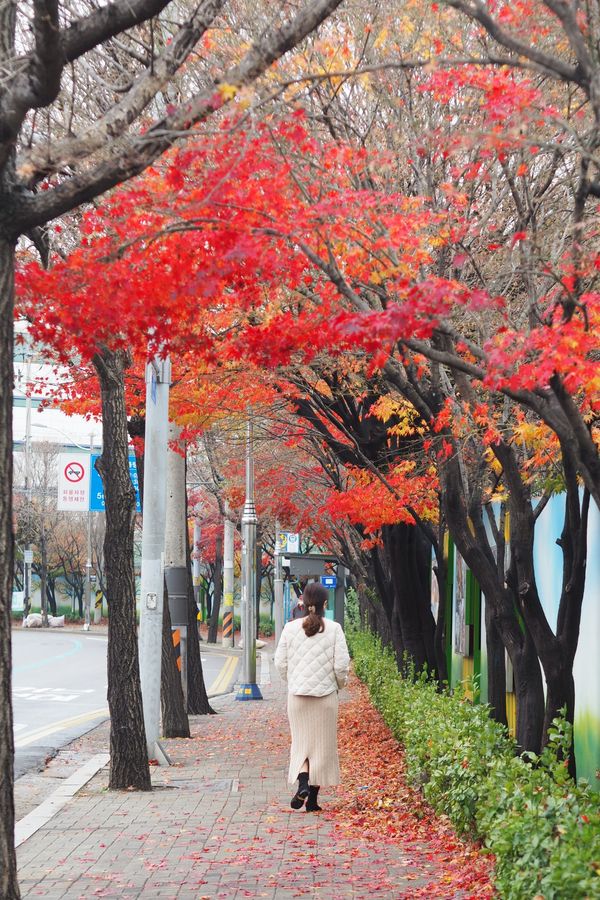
[274,618,350,697]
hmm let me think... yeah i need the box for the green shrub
[259,614,274,637]
[345,587,360,630]
[349,629,600,899]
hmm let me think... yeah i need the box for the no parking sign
[57,453,90,510]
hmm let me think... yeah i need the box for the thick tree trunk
[371,545,404,659]
[208,534,223,644]
[161,587,190,738]
[543,666,576,777]
[497,443,588,765]
[432,560,448,685]
[0,237,20,897]
[511,627,544,755]
[46,579,57,616]
[442,456,545,753]
[384,523,436,675]
[484,603,508,727]
[184,498,214,715]
[93,347,150,790]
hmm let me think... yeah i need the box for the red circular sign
[64,461,85,483]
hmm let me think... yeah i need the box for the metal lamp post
[236,417,262,700]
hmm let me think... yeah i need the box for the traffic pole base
[235,683,263,701]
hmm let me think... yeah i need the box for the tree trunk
[40,529,48,625]
[184,494,214,715]
[511,626,545,755]
[207,533,223,644]
[0,236,20,897]
[93,347,150,791]
[370,545,403,658]
[543,666,576,777]
[432,558,448,685]
[46,576,57,616]
[161,586,190,738]
[484,602,508,727]
[442,455,545,753]
[384,523,436,675]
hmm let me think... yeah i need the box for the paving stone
[16,643,482,899]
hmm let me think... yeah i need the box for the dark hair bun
[302,582,327,636]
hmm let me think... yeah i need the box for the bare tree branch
[18,0,226,181]
[10,0,346,233]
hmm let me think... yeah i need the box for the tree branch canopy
[0,0,182,167]
[9,0,346,234]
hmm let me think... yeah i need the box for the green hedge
[349,629,600,899]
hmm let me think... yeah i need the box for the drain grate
[156,778,235,793]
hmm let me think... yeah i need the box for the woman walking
[274,582,350,812]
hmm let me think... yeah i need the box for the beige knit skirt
[286,691,340,786]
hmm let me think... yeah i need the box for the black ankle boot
[305,785,321,812]
[290,772,309,809]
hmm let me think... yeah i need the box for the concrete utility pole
[192,511,202,611]
[222,501,235,648]
[84,431,94,631]
[236,417,262,700]
[274,521,284,646]
[164,422,189,707]
[138,356,171,762]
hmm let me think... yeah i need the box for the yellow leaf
[218,83,238,101]
[373,27,389,50]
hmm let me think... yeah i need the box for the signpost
[90,454,140,512]
[277,532,299,554]
[57,453,91,511]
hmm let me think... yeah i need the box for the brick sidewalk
[16,658,467,899]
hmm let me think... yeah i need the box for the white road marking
[14,687,96,702]
[15,707,109,748]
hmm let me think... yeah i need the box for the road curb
[15,752,109,847]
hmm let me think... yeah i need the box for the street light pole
[236,416,262,701]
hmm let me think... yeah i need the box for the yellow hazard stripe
[172,628,181,671]
[208,655,237,695]
[15,707,109,748]
[222,611,233,637]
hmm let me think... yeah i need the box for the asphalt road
[12,629,237,778]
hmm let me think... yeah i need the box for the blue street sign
[90,454,141,512]
[320,575,337,589]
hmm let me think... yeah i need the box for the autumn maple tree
[10,17,600,900]
[1,3,353,895]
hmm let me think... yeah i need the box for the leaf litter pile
[326,675,495,898]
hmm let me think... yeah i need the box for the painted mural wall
[534,494,600,787]
[443,494,599,788]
